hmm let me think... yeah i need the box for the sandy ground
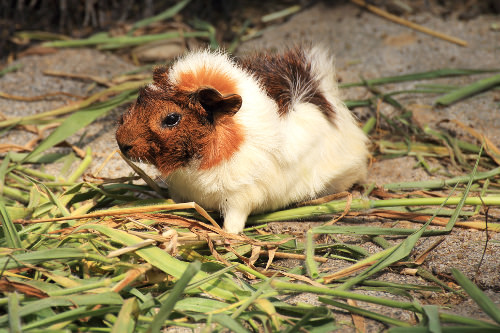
[1,1,499,331]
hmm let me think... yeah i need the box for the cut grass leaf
[423,305,442,333]
[112,298,139,333]
[0,153,10,195]
[21,91,136,163]
[389,327,500,333]
[340,68,500,88]
[21,305,122,330]
[305,229,319,279]
[436,73,500,105]
[190,18,218,50]
[451,268,500,324]
[0,247,116,270]
[231,275,275,320]
[15,31,70,41]
[0,64,22,78]
[319,297,411,327]
[261,5,301,23]
[2,185,29,204]
[119,152,166,197]
[173,297,230,314]
[212,314,250,333]
[129,0,191,32]
[313,225,446,236]
[25,176,70,217]
[66,147,92,182]
[444,147,481,231]
[0,200,22,249]
[0,80,145,129]
[283,310,314,333]
[248,195,500,224]
[43,31,209,50]
[146,261,201,333]
[7,292,22,333]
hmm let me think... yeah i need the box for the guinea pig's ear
[197,87,242,118]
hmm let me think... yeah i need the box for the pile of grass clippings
[1,1,500,332]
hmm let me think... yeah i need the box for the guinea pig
[116,47,369,234]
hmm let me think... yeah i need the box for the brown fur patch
[238,48,335,119]
[199,115,244,169]
[177,66,238,95]
[152,65,170,86]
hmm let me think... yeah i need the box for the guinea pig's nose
[118,143,133,156]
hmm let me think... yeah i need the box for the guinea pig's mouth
[117,144,155,166]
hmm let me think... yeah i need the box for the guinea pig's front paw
[222,208,250,234]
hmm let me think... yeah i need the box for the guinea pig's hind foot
[222,208,250,234]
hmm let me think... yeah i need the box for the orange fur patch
[199,116,244,169]
[177,66,238,95]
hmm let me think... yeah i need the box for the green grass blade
[25,176,70,217]
[130,0,191,31]
[261,5,301,23]
[21,305,122,330]
[362,116,376,134]
[444,147,481,231]
[282,310,314,333]
[436,73,500,105]
[4,206,33,220]
[66,147,92,182]
[319,297,411,327]
[2,185,29,204]
[0,153,10,195]
[112,298,139,333]
[384,166,500,191]
[212,314,250,333]
[340,68,500,88]
[389,327,500,333]
[272,280,421,311]
[21,91,135,163]
[173,297,230,314]
[0,200,22,249]
[231,276,274,319]
[0,80,146,129]
[147,261,201,333]
[8,292,22,333]
[345,99,372,108]
[0,63,22,77]
[0,248,116,270]
[451,268,500,324]
[305,229,319,279]
[423,305,442,333]
[312,226,446,236]
[183,264,238,292]
[95,31,209,50]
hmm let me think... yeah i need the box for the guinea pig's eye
[161,113,181,128]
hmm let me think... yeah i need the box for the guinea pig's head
[115,66,244,176]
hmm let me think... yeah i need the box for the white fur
[165,48,368,233]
